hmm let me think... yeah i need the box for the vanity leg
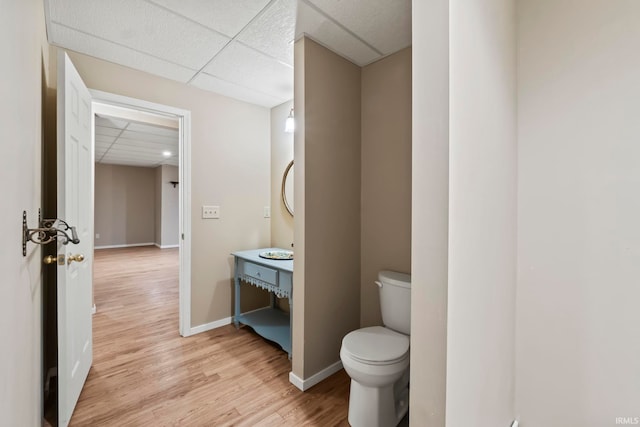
[234,257,240,329]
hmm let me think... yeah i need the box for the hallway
[70,246,349,426]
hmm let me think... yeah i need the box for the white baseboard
[91,304,96,314]
[289,360,344,391]
[154,243,180,249]
[186,317,232,337]
[95,242,155,250]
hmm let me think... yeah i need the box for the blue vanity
[232,248,293,357]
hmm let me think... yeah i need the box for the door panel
[57,51,93,427]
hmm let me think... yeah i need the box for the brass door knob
[43,255,58,265]
[67,253,85,264]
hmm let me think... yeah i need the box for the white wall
[410,0,450,424]
[0,0,48,423]
[446,0,517,425]
[516,1,640,425]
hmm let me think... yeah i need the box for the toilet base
[347,379,409,427]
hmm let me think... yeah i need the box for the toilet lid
[342,326,409,364]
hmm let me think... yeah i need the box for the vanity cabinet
[232,248,293,357]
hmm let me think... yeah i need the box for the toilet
[340,270,411,427]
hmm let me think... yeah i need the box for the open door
[56,51,94,427]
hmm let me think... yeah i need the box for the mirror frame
[281,160,294,217]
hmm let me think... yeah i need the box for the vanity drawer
[244,262,278,284]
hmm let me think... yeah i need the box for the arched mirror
[282,160,294,216]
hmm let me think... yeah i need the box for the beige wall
[0,0,49,423]
[410,0,450,424]
[62,50,271,327]
[447,0,517,425]
[293,38,362,379]
[95,163,156,247]
[516,1,640,425]
[270,100,294,249]
[159,165,179,247]
[360,48,412,328]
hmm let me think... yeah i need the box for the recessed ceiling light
[162,151,172,157]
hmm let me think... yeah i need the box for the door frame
[90,89,192,336]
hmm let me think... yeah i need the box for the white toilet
[340,270,411,427]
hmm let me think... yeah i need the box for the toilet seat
[342,326,409,365]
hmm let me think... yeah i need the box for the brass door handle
[43,255,58,265]
[67,253,85,264]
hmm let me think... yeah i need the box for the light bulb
[285,108,295,133]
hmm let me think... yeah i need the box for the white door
[57,51,94,427]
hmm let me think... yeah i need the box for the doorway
[90,90,192,336]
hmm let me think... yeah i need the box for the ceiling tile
[108,139,175,151]
[190,73,285,107]
[48,0,230,70]
[126,122,179,138]
[99,158,156,167]
[50,24,197,82]
[307,0,411,55]
[296,1,381,66]
[202,41,293,100]
[95,126,123,137]
[95,134,116,144]
[114,142,177,154]
[103,149,167,160]
[146,0,271,38]
[118,131,178,145]
[95,116,129,129]
[237,0,296,66]
[95,141,113,149]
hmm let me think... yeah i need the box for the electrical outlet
[95,233,100,239]
[202,205,220,219]
[264,206,271,218]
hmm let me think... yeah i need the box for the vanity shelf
[232,248,293,357]
[235,307,291,354]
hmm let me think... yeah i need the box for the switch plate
[264,206,271,218]
[202,205,220,219]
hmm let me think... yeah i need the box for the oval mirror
[282,160,294,216]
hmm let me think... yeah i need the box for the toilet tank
[377,270,411,335]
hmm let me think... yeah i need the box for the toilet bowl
[341,326,410,427]
[340,271,411,427]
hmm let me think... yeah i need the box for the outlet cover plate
[202,205,220,219]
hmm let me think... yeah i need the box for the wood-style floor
[70,246,350,426]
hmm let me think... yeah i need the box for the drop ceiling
[44,0,411,109]
[95,115,179,168]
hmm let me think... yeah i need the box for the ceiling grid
[44,0,410,166]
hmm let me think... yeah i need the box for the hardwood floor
[70,246,350,426]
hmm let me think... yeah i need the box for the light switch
[264,206,271,218]
[202,205,220,219]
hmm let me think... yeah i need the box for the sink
[259,250,293,260]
